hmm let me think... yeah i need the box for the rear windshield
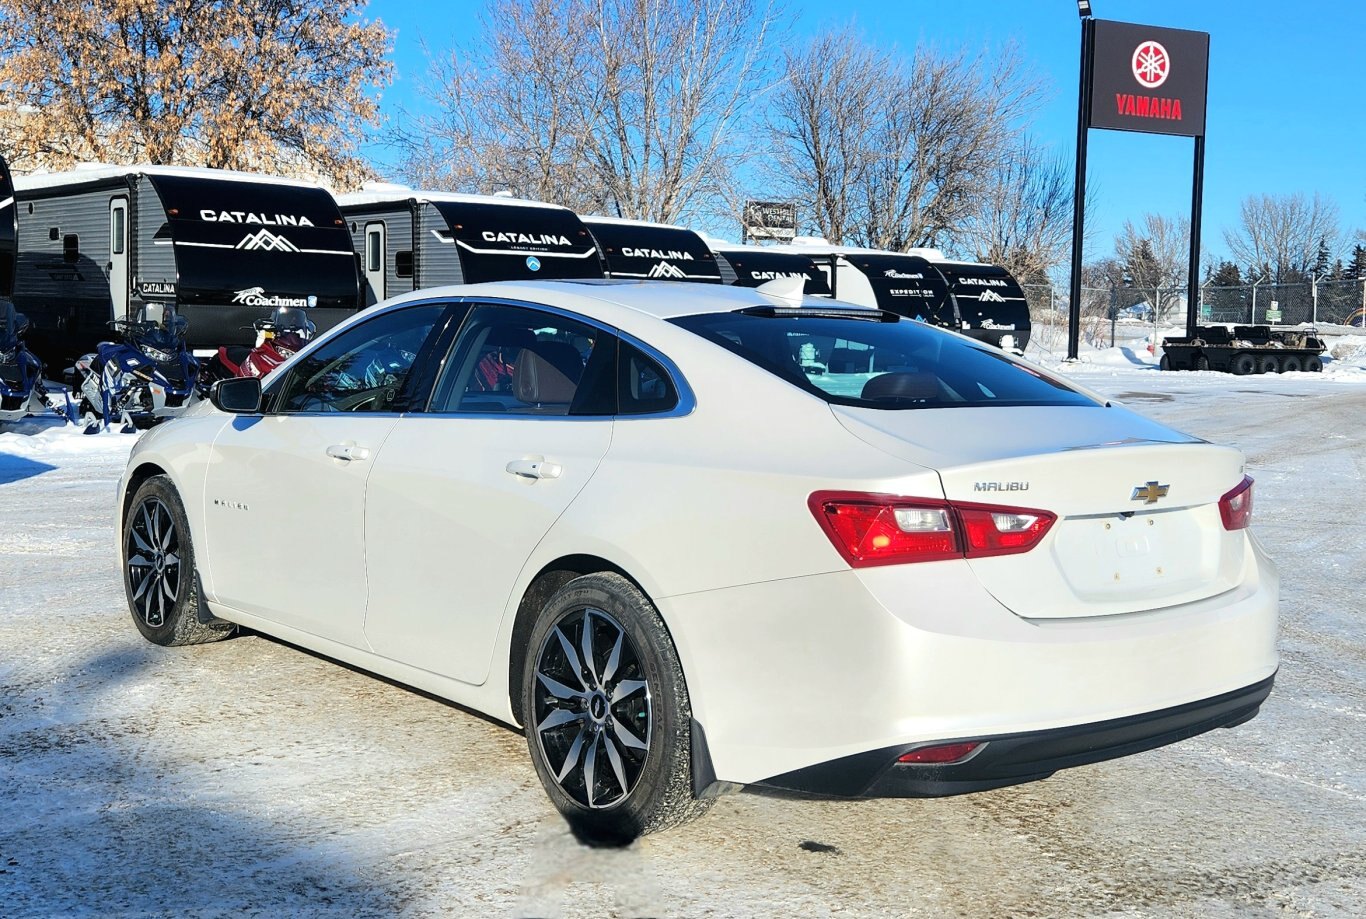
[669,311,1095,410]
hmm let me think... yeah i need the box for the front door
[109,198,129,320]
[363,303,614,684]
[363,222,386,306]
[201,301,449,647]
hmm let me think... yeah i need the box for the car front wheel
[123,475,234,647]
[523,572,710,843]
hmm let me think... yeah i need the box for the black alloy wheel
[123,476,234,646]
[532,606,652,810]
[127,496,181,629]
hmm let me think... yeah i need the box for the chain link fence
[1018,279,1366,357]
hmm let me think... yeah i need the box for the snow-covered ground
[1,355,1364,917]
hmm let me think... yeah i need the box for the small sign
[742,201,797,242]
[1264,310,1282,322]
[1089,20,1210,138]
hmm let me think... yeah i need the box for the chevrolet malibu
[117,280,1277,841]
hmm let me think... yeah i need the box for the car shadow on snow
[0,451,56,485]
[0,641,414,916]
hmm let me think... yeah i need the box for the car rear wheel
[523,572,710,843]
[123,476,235,647]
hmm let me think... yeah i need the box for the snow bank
[0,418,139,460]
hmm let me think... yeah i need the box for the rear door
[363,302,615,684]
[201,301,452,647]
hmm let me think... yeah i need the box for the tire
[1303,355,1323,373]
[522,572,711,844]
[1257,354,1281,375]
[1230,353,1256,375]
[1195,354,1210,371]
[122,476,235,647]
[1280,355,1303,373]
[1159,354,1171,371]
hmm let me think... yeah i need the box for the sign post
[1067,12,1211,357]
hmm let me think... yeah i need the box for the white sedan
[117,280,1278,842]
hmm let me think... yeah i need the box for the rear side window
[670,311,1093,410]
[618,341,677,415]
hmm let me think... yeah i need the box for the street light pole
[1251,274,1265,325]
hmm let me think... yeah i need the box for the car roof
[373,279,877,323]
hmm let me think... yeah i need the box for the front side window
[431,304,609,415]
[274,304,445,413]
[670,310,1094,410]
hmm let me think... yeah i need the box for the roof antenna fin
[755,276,806,307]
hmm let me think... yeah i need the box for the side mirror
[211,377,262,414]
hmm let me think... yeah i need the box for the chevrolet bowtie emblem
[1131,481,1170,504]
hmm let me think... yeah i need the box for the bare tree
[0,0,392,186]
[960,135,1072,284]
[400,0,782,223]
[1115,213,1190,324]
[1223,192,1340,282]
[769,32,1044,250]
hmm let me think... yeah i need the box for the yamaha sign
[1088,20,1209,137]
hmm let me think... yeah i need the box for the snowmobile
[72,304,200,433]
[198,305,316,391]
[0,299,74,425]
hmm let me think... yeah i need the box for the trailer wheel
[1159,354,1171,371]
[1280,355,1303,373]
[1303,355,1323,373]
[1257,354,1281,374]
[1195,354,1210,371]
[1231,354,1256,375]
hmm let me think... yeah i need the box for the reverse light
[898,742,981,764]
[1219,475,1254,530]
[809,492,1056,567]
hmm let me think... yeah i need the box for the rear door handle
[505,458,562,480]
[327,444,371,462]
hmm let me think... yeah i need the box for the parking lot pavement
[1,376,1364,918]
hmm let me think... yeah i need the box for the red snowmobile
[201,306,316,389]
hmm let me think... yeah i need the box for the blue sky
[364,0,1366,264]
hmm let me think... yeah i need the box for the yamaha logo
[236,229,300,252]
[1132,40,1170,88]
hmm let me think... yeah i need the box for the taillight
[808,492,1056,567]
[1219,475,1254,530]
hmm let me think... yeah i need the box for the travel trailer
[580,216,723,283]
[10,165,360,356]
[777,242,1033,351]
[337,187,605,306]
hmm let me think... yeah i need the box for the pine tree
[1313,236,1331,277]
[1348,245,1366,282]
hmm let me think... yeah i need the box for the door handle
[327,444,371,462]
[505,458,562,480]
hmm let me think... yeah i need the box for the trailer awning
[718,249,831,296]
[585,221,722,283]
[431,200,603,283]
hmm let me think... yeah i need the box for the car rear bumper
[660,533,1278,788]
[753,673,1274,797]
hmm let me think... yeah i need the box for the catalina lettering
[622,248,695,260]
[481,231,571,247]
[199,210,315,227]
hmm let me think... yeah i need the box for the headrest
[514,340,583,405]
[860,371,940,403]
[484,325,537,350]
